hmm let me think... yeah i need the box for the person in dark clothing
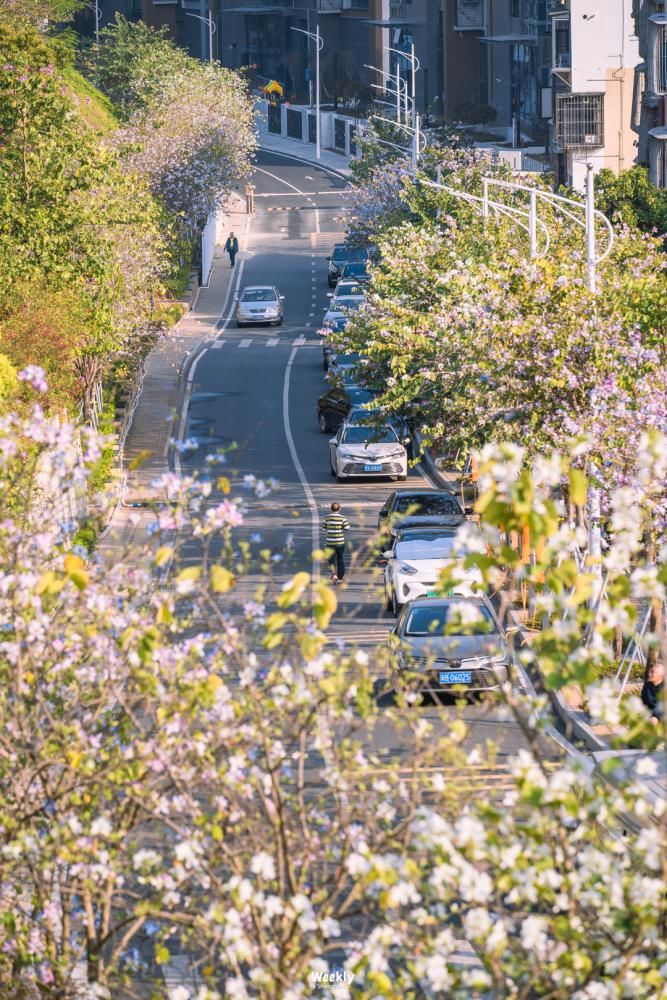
[322,502,350,584]
[224,232,239,267]
[641,661,664,725]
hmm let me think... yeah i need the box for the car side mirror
[327,292,333,298]
[464,506,475,516]
[382,550,392,559]
[403,436,411,445]
[330,439,337,446]
[326,256,332,261]
[279,295,285,301]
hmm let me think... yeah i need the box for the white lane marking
[267,338,279,347]
[293,336,306,346]
[174,215,251,474]
[239,338,253,348]
[283,347,320,590]
[211,340,225,349]
[315,206,320,235]
[253,165,305,196]
[305,175,314,180]
[256,145,350,183]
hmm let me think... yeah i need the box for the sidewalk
[258,128,353,178]
[121,202,248,503]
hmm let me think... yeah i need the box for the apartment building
[366,0,443,115]
[632,0,667,186]
[546,0,639,188]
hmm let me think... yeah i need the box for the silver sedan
[236,286,284,327]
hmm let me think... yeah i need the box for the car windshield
[404,603,496,636]
[242,288,277,302]
[334,284,365,298]
[332,299,362,313]
[395,537,457,560]
[396,528,458,544]
[347,388,375,405]
[333,247,368,263]
[341,425,399,445]
[394,494,462,515]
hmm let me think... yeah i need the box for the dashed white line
[267,338,279,347]
[293,336,306,346]
[239,338,253,348]
[211,340,225,349]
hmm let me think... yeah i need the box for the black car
[378,489,465,532]
[327,245,369,287]
[317,385,376,434]
[340,261,371,283]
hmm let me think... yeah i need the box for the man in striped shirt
[322,502,350,584]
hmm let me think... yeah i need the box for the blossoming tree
[0,373,664,997]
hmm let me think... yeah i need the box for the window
[404,603,496,636]
[341,426,399,444]
[511,0,521,17]
[656,25,667,94]
[555,93,604,147]
[552,15,570,69]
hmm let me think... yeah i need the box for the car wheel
[391,591,401,618]
[385,588,393,612]
[319,412,330,434]
[275,318,283,326]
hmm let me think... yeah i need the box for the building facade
[632,0,667,187]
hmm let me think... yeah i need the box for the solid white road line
[284,346,320,591]
[253,165,305,196]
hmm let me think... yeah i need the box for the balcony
[555,92,605,148]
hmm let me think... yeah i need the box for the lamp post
[291,24,323,160]
[365,63,407,122]
[385,44,420,126]
[184,9,216,64]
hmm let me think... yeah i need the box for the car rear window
[404,603,495,636]
[347,388,375,405]
[394,494,462,515]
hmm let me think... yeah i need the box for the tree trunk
[75,355,102,425]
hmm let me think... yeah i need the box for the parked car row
[318,244,513,700]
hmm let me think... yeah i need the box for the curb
[257,137,353,181]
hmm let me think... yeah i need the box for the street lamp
[385,44,420,126]
[81,1,102,47]
[184,9,216,64]
[364,62,405,123]
[369,80,410,123]
[291,24,323,160]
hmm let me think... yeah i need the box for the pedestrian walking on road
[224,232,239,267]
[323,502,350,584]
[641,661,665,725]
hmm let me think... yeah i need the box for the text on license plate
[364,464,383,472]
[439,670,472,685]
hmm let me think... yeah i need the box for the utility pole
[291,25,323,160]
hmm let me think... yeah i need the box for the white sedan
[383,526,483,616]
[330,422,408,482]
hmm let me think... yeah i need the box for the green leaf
[569,468,588,506]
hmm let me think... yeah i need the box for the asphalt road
[179,149,557,777]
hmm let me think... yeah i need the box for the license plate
[439,670,472,685]
[364,464,383,472]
